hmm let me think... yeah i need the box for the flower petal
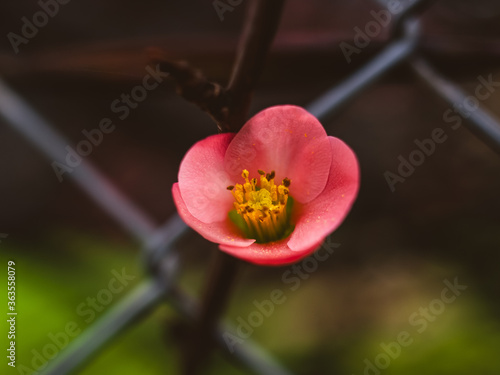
[173,183,255,247]
[220,238,323,266]
[224,105,332,203]
[287,136,359,251]
[178,133,236,223]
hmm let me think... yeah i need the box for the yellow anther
[228,169,292,243]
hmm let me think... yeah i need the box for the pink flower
[172,105,359,265]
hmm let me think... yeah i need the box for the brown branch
[149,0,285,133]
[148,48,231,128]
[225,0,286,131]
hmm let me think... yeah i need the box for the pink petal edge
[219,238,324,266]
[223,105,332,204]
[178,133,236,224]
[287,136,360,251]
[172,183,255,248]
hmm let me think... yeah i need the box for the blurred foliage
[2,230,499,374]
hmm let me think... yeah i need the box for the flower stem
[182,251,239,375]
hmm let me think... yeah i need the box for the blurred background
[1,0,500,374]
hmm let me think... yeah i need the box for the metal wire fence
[1,0,500,374]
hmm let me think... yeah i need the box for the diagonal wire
[142,212,188,270]
[307,19,420,121]
[223,335,293,375]
[374,0,436,38]
[410,57,500,154]
[41,276,174,375]
[0,77,191,256]
[0,78,157,244]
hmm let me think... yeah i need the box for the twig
[148,48,231,128]
[150,0,285,133]
[224,0,286,131]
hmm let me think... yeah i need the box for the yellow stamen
[229,169,292,243]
